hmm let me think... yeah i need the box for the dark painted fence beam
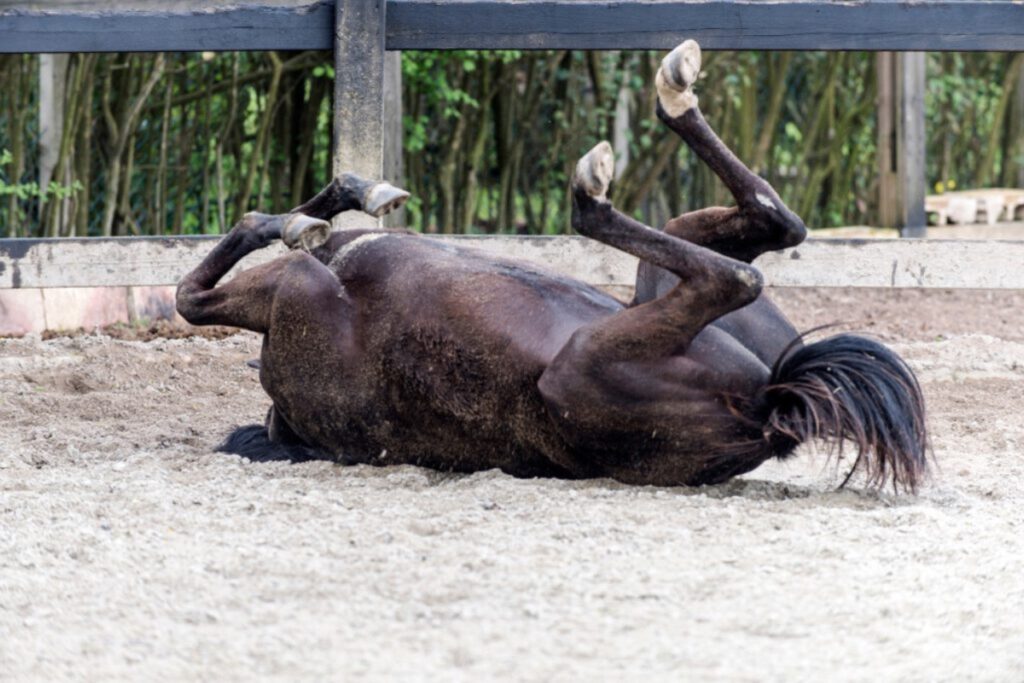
[388,1,1024,52]
[1,1,1022,54]
[0,1,335,53]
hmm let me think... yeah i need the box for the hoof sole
[574,141,615,200]
[657,39,702,117]
[364,182,411,218]
[282,214,331,251]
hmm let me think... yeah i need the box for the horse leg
[537,143,767,482]
[177,170,409,330]
[628,41,804,363]
[561,142,763,363]
[292,172,409,222]
[176,212,338,332]
[653,40,806,263]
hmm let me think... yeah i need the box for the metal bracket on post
[333,0,386,230]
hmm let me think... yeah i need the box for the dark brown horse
[178,40,928,490]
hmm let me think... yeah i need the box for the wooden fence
[3,234,1024,290]
[1,1,1023,291]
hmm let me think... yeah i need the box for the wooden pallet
[927,189,1024,225]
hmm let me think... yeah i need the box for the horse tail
[216,424,332,463]
[747,333,929,491]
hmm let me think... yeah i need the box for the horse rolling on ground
[177,40,928,491]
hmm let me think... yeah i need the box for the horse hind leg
[537,144,765,481]
[567,142,762,360]
[654,40,806,262]
[632,38,808,362]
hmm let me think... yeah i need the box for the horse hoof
[657,39,701,117]
[574,141,615,200]
[364,182,411,218]
[282,213,331,251]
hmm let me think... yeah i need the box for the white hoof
[574,141,615,200]
[282,213,331,251]
[364,182,411,218]
[656,39,701,117]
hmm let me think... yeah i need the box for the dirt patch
[1,289,1022,681]
[36,319,243,342]
[773,287,1024,343]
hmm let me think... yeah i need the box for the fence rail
[2,0,1023,282]
[2,235,1023,290]
[2,1,1023,53]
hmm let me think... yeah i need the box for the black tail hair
[216,424,332,463]
[745,332,929,492]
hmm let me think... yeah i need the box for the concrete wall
[0,285,179,335]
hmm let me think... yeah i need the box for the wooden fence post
[333,0,386,229]
[382,50,405,228]
[877,52,898,229]
[900,52,927,237]
[877,52,927,237]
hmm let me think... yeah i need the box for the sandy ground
[2,287,1023,681]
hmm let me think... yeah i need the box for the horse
[177,40,928,491]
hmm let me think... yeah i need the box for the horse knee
[175,282,206,325]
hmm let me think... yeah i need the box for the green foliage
[402,51,481,117]
[0,148,83,201]
[0,50,1020,237]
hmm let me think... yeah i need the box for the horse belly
[363,325,567,474]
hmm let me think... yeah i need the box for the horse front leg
[176,212,331,332]
[176,172,409,331]
[292,173,409,222]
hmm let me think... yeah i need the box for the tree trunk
[101,53,166,237]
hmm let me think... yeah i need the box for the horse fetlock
[656,39,701,117]
[238,211,273,232]
[230,212,282,250]
[282,213,332,251]
[574,141,615,201]
[742,187,807,249]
